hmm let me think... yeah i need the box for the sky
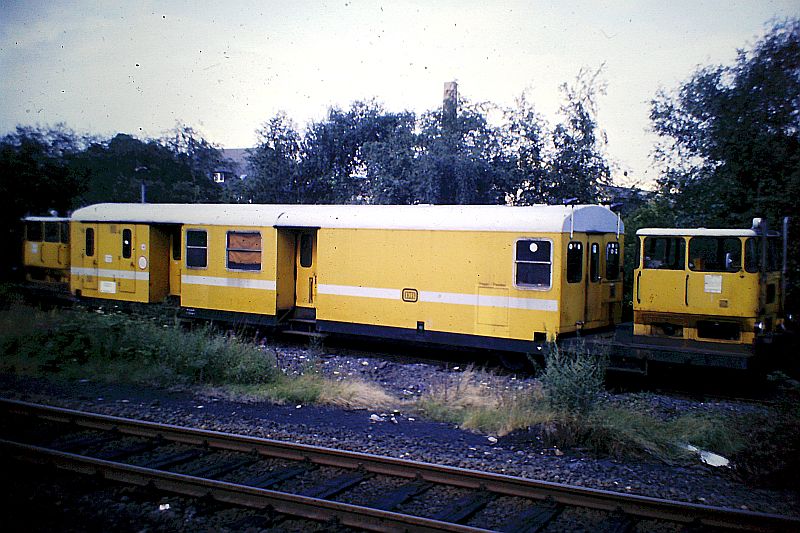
[1,1,797,187]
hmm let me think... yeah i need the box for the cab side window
[515,239,551,289]
[60,222,70,244]
[689,237,741,272]
[643,237,685,270]
[44,222,60,243]
[85,228,95,257]
[605,242,620,280]
[186,230,208,268]
[567,241,583,283]
[122,229,132,259]
[25,222,43,242]
[227,231,261,271]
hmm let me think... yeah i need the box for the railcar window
[299,234,313,268]
[227,231,261,271]
[515,239,551,289]
[606,242,620,280]
[122,229,132,259]
[186,230,208,268]
[25,222,43,242]
[566,242,583,283]
[85,228,95,257]
[171,227,181,261]
[44,222,60,243]
[688,237,741,272]
[643,237,685,270]
[745,237,781,272]
[590,242,600,282]
[60,222,69,244]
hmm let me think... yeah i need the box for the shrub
[539,339,607,414]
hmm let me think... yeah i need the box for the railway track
[1,398,797,532]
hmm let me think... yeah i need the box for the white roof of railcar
[637,228,760,237]
[22,216,71,222]
[71,203,623,233]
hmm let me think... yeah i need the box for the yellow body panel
[314,229,622,342]
[633,234,778,344]
[179,225,278,316]
[23,220,70,282]
[70,222,164,303]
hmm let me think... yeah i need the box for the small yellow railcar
[22,216,71,283]
[632,221,785,354]
[69,203,624,351]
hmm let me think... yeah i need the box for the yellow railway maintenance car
[611,218,790,371]
[22,216,71,284]
[69,203,624,353]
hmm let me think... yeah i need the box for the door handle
[636,271,641,304]
[308,277,314,304]
[685,274,689,306]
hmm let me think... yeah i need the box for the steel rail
[0,439,488,533]
[2,398,798,532]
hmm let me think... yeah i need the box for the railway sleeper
[241,463,316,489]
[598,508,637,533]
[144,449,208,470]
[94,439,160,461]
[50,432,116,452]
[499,498,563,533]
[366,479,433,511]
[431,489,496,524]
[299,471,374,500]
[182,456,256,479]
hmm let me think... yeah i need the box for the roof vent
[752,217,764,230]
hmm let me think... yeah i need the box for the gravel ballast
[1,339,798,529]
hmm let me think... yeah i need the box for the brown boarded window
[227,231,261,271]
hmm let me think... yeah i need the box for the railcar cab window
[44,222,60,243]
[514,239,551,290]
[299,234,313,268]
[25,222,43,242]
[688,236,741,272]
[85,228,95,257]
[589,242,601,282]
[605,242,620,281]
[186,230,208,268]
[60,222,69,244]
[643,237,685,270]
[745,237,781,273]
[566,241,583,283]
[227,231,261,271]
[122,229,132,259]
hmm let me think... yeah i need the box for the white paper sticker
[99,281,117,294]
[104,254,113,263]
[30,243,38,253]
[704,275,722,294]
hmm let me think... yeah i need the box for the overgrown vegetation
[418,353,745,463]
[0,304,278,386]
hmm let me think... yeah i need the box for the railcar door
[583,236,606,328]
[81,224,98,290]
[636,235,688,312]
[42,221,61,267]
[295,231,317,308]
[118,226,136,293]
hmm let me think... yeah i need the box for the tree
[245,112,302,203]
[503,91,550,205]
[546,66,610,204]
[650,19,800,227]
[72,132,220,205]
[650,19,800,300]
[0,125,87,275]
